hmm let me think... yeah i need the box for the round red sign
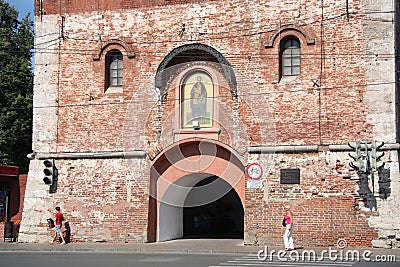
[246,163,263,180]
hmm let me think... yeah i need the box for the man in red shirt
[51,206,66,245]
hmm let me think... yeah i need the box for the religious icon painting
[181,71,214,128]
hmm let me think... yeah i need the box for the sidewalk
[0,239,248,254]
[0,239,399,257]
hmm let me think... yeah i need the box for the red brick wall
[37,0,221,15]
[245,153,379,247]
[46,1,371,153]
[50,159,150,243]
[34,0,380,246]
[245,196,378,247]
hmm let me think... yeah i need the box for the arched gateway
[147,138,245,242]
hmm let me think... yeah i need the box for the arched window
[281,38,300,77]
[106,50,123,88]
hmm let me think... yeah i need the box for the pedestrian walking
[283,208,294,251]
[51,206,66,245]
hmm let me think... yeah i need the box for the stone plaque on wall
[280,168,300,184]
[247,179,263,189]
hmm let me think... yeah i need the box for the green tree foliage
[0,2,33,173]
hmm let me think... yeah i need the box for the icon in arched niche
[182,72,213,128]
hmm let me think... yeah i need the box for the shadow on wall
[357,168,391,211]
[58,222,72,244]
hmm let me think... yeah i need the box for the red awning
[0,166,19,177]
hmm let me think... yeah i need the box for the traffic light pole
[348,141,366,173]
[348,140,385,196]
[348,140,385,175]
[42,159,58,193]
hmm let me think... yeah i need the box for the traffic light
[43,159,57,185]
[371,140,385,171]
[348,141,366,173]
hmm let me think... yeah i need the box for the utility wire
[1,8,395,54]
[19,80,395,111]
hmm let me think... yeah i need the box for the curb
[0,246,255,255]
[0,242,399,258]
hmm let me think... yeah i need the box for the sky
[5,0,34,20]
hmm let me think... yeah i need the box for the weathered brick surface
[245,153,379,247]
[19,0,399,247]
[58,158,150,242]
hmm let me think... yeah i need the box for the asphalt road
[0,252,231,267]
[0,252,398,267]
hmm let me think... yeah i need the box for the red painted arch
[147,138,246,242]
